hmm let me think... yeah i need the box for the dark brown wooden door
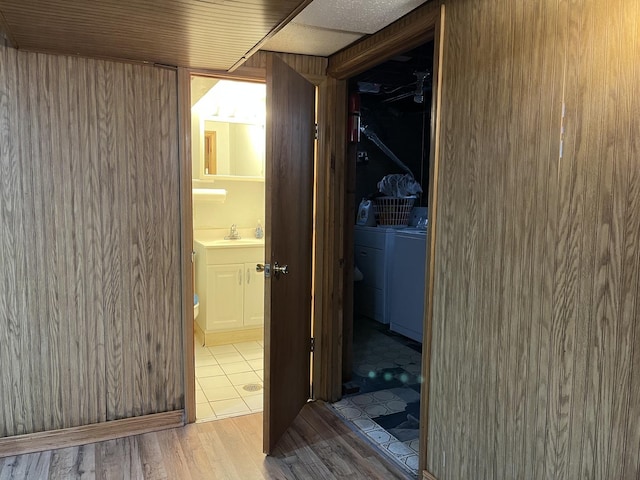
[263,54,315,454]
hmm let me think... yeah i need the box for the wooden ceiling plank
[0,0,307,70]
[0,9,17,48]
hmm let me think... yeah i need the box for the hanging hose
[360,123,414,177]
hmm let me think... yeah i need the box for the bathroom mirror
[191,76,266,180]
[202,120,265,178]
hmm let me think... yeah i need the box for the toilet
[194,293,200,319]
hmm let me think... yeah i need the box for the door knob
[256,262,288,278]
[256,263,270,278]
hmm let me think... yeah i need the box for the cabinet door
[354,245,383,288]
[207,264,244,331]
[243,262,265,326]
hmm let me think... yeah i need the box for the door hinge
[314,123,318,140]
[310,337,315,352]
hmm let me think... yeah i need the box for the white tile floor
[195,339,264,422]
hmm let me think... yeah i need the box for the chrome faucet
[225,224,241,240]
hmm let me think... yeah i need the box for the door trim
[327,2,442,80]
[178,67,196,424]
[420,5,445,475]
[179,68,267,425]
[313,76,348,402]
[324,1,445,474]
[179,57,328,425]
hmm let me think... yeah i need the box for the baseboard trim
[0,410,184,458]
[196,322,263,347]
[423,470,438,480]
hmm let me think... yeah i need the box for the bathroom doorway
[190,75,267,422]
[185,59,317,448]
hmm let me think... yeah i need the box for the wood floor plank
[0,403,409,479]
[166,425,216,480]
[94,438,140,480]
[135,431,169,480]
[286,403,407,479]
[21,452,51,480]
[48,446,93,479]
[0,456,26,480]
[216,416,275,479]
[224,414,296,479]
[152,429,194,480]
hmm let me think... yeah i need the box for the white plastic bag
[377,174,422,197]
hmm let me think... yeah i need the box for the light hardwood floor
[0,402,411,479]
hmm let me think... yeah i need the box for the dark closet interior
[333,39,435,476]
[353,41,434,208]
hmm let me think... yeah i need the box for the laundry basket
[373,196,416,226]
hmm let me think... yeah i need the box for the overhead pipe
[360,124,414,178]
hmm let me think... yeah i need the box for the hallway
[0,402,411,479]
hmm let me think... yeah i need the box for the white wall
[193,179,265,231]
[191,111,203,178]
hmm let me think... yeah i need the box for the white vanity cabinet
[206,261,264,330]
[206,264,245,331]
[243,262,265,326]
[194,236,264,345]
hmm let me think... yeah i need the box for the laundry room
[350,39,435,346]
[331,39,435,474]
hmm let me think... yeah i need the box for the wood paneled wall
[428,0,640,478]
[0,46,183,439]
[313,76,348,402]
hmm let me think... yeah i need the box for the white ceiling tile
[294,0,429,35]
[263,22,364,57]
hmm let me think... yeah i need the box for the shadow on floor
[331,316,423,475]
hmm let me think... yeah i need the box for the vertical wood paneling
[428,0,640,478]
[47,53,72,431]
[157,66,181,413]
[562,1,640,479]
[98,58,124,422]
[313,76,347,402]
[0,45,183,439]
[85,56,107,426]
[557,1,598,478]
[524,2,564,479]
[0,45,18,437]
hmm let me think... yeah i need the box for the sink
[195,237,265,248]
